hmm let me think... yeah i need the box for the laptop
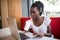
[7,18,29,40]
[7,18,21,40]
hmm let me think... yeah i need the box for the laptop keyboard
[19,33,30,40]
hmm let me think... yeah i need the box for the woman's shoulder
[42,15,51,21]
[42,15,51,26]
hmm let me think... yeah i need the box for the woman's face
[30,7,40,19]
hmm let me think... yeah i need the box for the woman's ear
[40,8,42,13]
[39,8,43,15]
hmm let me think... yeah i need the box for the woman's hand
[33,32,45,37]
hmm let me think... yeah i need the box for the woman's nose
[31,13,34,16]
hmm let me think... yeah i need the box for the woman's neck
[33,16,40,22]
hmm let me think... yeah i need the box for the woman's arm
[44,25,52,37]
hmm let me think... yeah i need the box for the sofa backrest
[50,17,60,39]
[21,17,60,39]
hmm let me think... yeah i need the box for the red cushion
[21,17,60,39]
[50,17,60,39]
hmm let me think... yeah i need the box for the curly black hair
[31,1,44,15]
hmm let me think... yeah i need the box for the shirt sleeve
[24,20,31,31]
[44,16,51,26]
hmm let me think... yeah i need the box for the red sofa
[21,17,60,39]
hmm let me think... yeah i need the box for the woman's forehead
[30,7,38,11]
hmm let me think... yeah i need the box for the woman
[24,1,52,37]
